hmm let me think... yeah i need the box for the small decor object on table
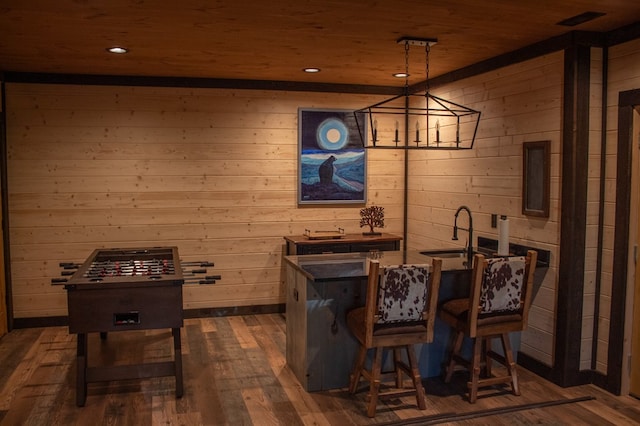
[304,227,345,240]
[360,205,384,236]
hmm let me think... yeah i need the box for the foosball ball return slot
[114,311,140,326]
[51,246,220,406]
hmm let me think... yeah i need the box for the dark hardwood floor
[0,314,639,425]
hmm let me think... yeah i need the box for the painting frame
[522,140,550,218]
[297,108,367,205]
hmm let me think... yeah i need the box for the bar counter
[283,250,473,392]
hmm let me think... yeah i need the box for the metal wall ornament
[360,205,385,235]
[354,37,481,150]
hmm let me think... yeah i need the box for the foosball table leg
[76,333,88,407]
[173,327,184,398]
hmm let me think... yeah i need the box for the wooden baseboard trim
[12,304,286,329]
[13,316,68,329]
[518,352,594,388]
[517,352,554,380]
[183,304,285,319]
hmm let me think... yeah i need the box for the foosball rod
[180,261,214,267]
[184,279,217,285]
[183,273,221,282]
[86,267,176,273]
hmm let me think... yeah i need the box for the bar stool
[346,258,442,417]
[439,250,537,403]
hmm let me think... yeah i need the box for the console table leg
[76,333,88,407]
[173,327,184,398]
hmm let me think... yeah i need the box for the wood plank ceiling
[0,0,639,87]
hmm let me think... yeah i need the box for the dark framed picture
[298,108,367,205]
[522,140,550,217]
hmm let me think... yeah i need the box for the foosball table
[52,246,218,406]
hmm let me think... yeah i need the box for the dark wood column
[554,44,592,386]
[0,79,12,333]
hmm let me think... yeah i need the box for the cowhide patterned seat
[346,258,442,417]
[439,250,538,403]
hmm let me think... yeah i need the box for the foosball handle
[62,264,81,270]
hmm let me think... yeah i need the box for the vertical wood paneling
[0,78,8,336]
[582,47,604,372]
[407,52,564,366]
[5,85,404,318]
[599,38,640,380]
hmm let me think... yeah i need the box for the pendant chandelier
[354,37,481,150]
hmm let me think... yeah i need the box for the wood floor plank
[228,315,259,350]
[183,321,226,425]
[1,314,640,425]
[251,314,333,426]
[204,317,255,425]
[577,399,640,425]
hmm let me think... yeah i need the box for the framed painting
[298,108,367,205]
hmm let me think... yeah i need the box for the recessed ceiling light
[303,67,321,73]
[107,46,129,54]
[393,72,409,78]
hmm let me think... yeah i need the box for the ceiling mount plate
[397,37,438,47]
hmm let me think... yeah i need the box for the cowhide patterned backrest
[479,256,526,314]
[375,264,430,324]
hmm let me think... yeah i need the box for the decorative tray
[304,228,345,240]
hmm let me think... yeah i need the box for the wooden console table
[283,233,402,255]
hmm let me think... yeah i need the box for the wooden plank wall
[596,38,640,373]
[406,52,564,366]
[5,40,637,376]
[5,85,404,318]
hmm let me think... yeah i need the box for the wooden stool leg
[500,333,520,396]
[468,337,483,403]
[405,345,426,410]
[349,345,367,394]
[393,347,403,388]
[367,347,383,418]
[484,336,492,378]
[444,330,464,383]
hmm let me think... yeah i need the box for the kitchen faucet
[452,205,474,266]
